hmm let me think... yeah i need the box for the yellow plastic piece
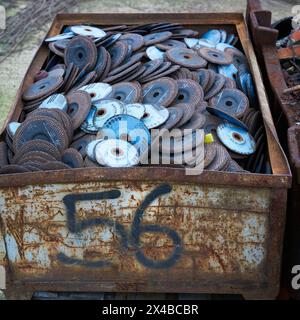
[204,133,214,144]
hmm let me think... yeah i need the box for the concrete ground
[0,0,297,128]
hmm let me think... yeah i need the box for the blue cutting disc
[206,106,248,131]
[100,114,151,156]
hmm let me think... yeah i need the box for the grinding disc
[103,61,141,83]
[142,77,178,107]
[38,161,71,171]
[83,157,99,167]
[204,69,216,93]
[173,79,203,108]
[172,29,199,38]
[94,46,108,80]
[172,103,195,127]
[146,46,165,60]
[179,111,206,130]
[55,39,70,50]
[108,41,129,69]
[225,159,246,173]
[166,48,207,69]
[210,88,249,118]
[80,82,112,103]
[144,31,172,46]
[23,76,63,101]
[139,61,171,80]
[53,109,74,143]
[124,103,145,119]
[0,165,30,174]
[14,151,57,165]
[71,70,97,92]
[71,25,106,39]
[95,33,122,48]
[217,123,256,155]
[86,139,103,161]
[118,65,146,83]
[94,139,139,167]
[201,29,222,45]
[218,63,238,80]
[100,114,151,156]
[198,69,210,91]
[206,106,248,131]
[45,32,74,43]
[13,115,68,153]
[0,142,8,168]
[93,99,125,129]
[70,134,96,157]
[48,42,64,57]
[66,90,92,129]
[157,106,184,130]
[140,64,180,83]
[108,82,141,104]
[156,39,187,51]
[64,36,97,72]
[141,104,169,129]
[225,47,248,69]
[62,148,84,168]
[198,47,233,65]
[139,59,164,79]
[34,70,48,82]
[204,73,226,100]
[205,143,230,171]
[204,142,217,168]
[223,77,236,89]
[80,106,98,133]
[14,139,61,161]
[39,93,67,111]
[202,110,223,135]
[119,33,144,51]
[107,52,144,77]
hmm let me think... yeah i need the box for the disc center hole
[225,100,233,107]
[184,55,191,59]
[112,147,124,157]
[142,112,149,119]
[153,91,160,98]
[78,52,83,59]
[97,109,106,116]
[232,132,243,142]
[178,94,185,101]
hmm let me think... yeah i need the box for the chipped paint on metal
[0,181,272,284]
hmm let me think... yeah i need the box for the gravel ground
[0,0,297,128]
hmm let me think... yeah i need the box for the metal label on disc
[39,94,67,111]
[125,103,146,119]
[146,46,165,60]
[141,104,169,129]
[71,25,106,39]
[80,83,113,102]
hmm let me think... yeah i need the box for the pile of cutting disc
[0,23,269,174]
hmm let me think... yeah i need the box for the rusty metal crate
[0,12,291,300]
[246,0,300,299]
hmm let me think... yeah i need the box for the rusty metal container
[246,0,300,299]
[0,13,291,300]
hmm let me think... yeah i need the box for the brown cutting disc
[38,161,71,171]
[108,82,141,104]
[70,71,97,92]
[72,129,86,142]
[62,148,84,168]
[179,110,206,130]
[140,64,180,83]
[248,111,262,135]
[171,29,199,38]
[142,77,178,107]
[62,65,80,93]
[204,69,216,93]
[156,39,187,51]
[83,157,99,167]
[202,110,223,135]
[66,90,91,130]
[94,46,108,80]
[48,67,65,78]
[15,151,57,165]
[140,61,172,80]
[108,41,129,69]
[48,42,64,57]
[157,106,184,129]
[172,102,195,127]
[53,109,74,143]
[23,76,63,101]
[138,59,164,79]
[0,165,30,174]
[60,62,74,90]
[107,52,144,77]
[64,36,97,72]
[172,79,203,108]
[166,48,207,69]
[34,70,48,82]
[13,115,68,153]
[224,159,246,172]
[70,134,96,157]
[204,142,217,168]
[191,71,200,83]
[204,73,226,100]
[0,142,8,167]
[205,143,230,171]
[209,88,249,118]
[223,77,236,89]
[119,33,144,51]
[198,47,233,65]
[144,31,172,46]
[22,163,42,172]
[103,61,141,83]
[13,139,61,161]
[118,65,146,83]
[100,50,112,81]
[27,108,63,125]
